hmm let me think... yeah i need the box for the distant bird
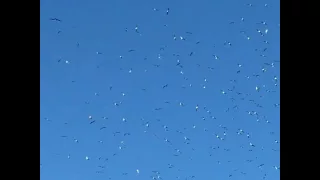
[135,25,139,33]
[49,18,62,22]
[224,41,232,46]
[166,8,170,15]
[113,132,121,136]
[100,127,106,130]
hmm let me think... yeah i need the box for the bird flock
[41,1,280,180]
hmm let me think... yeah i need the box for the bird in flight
[49,18,62,22]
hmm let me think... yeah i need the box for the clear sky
[40,0,280,179]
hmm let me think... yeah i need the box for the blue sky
[40,0,280,179]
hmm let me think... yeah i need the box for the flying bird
[49,18,62,22]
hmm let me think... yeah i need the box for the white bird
[85,156,89,160]
[195,105,199,111]
[89,116,92,119]
[136,169,140,174]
